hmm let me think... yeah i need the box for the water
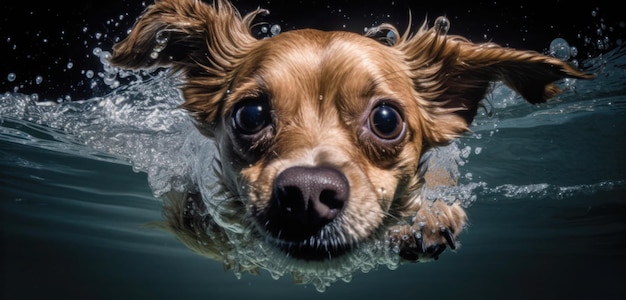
[2,1,626,299]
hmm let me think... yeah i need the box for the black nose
[266,166,349,241]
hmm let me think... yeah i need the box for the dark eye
[232,97,271,134]
[369,103,404,140]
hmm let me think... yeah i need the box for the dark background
[1,0,623,101]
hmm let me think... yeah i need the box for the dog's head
[110,0,591,264]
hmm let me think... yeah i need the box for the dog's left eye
[369,103,404,140]
[232,98,271,134]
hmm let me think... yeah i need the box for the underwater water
[2,1,626,299]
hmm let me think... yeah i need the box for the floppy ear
[109,0,264,133]
[395,22,594,146]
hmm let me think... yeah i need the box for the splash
[0,68,206,197]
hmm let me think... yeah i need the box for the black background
[1,0,623,101]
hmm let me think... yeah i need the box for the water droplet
[386,30,397,45]
[434,16,450,35]
[152,44,166,53]
[270,24,281,36]
[155,29,170,45]
[7,73,16,82]
[549,38,571,60]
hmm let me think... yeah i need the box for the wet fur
[110,0,592,275]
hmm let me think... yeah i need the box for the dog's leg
[388,200,466,262]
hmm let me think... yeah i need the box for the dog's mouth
[263,224,355,261]
[256,166,357,261]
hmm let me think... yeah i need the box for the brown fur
[110,0,592,275]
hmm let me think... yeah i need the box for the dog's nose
[270,166,349,237]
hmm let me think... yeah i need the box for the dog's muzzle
[260,166,350,260]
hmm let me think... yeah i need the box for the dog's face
[213,29,426,259]
[110,0,591,266]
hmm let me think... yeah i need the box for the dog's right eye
[368,103,404,140]
[232,97,272,134]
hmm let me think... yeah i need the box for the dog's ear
[395,23,594,146]
[109,0,264,132]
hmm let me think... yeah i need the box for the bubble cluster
[256,23,282,39]
[150,29,171,60]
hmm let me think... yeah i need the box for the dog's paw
[388,200,467,262]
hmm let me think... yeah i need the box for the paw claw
[414,232,426,253]
[426,244,445,258]
[441,228,456,250]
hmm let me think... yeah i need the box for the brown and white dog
[109,0,591,280]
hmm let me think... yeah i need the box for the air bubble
[35,75,43,85]
[155,29,170,45]
[270,24,281,36]
[7,73,16,82]
[386,30,397,45]
[549,38,571,60]
[434,16,450,35]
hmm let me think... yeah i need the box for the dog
[109,0,592,285]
